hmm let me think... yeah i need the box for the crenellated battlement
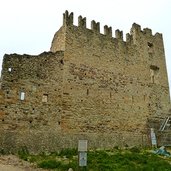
[143,28,152,36]
[131,23,141,34]
[78,16,86,28]
[104,25,112,37]
[115,29,123,40]
[91,20,100,33]
[63,10,73,26]
[62,10,163,44]
[126,33,133,43]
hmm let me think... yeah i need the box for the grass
[17,147,171,171]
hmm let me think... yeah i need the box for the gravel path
[0,155,48,171]
[0,163,25,171]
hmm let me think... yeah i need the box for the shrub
[0,148,6,155]
[129,146,141,153]
[58,148,77,158]
[38,159,61,169]
[18,146,29,161]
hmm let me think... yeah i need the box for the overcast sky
[0,0,171,91]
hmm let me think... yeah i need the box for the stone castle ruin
[0,11,171,153]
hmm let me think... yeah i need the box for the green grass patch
[38,159,61,169]
[58,148,77,159]
[17,147,171,171]
[17,146,30,161]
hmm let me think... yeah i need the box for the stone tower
[0,11,170,153]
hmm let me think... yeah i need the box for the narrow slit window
[86,89,89,95]
[20,92,25,100]
[148,42,154,54]
[152,75,154,83]
[150,65,159,84]
[148,42,153,48]
[8,67,12,72]
[42,94,48,102]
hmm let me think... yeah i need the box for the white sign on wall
[78,140,88,167]
[150,128,157,146]
[78,140,88,152]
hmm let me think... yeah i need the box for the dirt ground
[0,155,48,171]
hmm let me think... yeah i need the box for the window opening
[86,89,89,95]
[60,59,64,64]
[8,67,12,72]
[42,94,48,102]
[150,65,159,84]
[148,42,153,48]
[151,75,154,83]
[20,92,25,100]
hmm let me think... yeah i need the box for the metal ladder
[159,117,170,131]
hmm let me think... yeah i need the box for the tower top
[62,10,162,43]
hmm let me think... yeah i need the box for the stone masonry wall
[0,51,64,133]
[0,11,170,152]
[51,11,170,145]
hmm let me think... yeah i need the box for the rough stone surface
[0,10,170,153]
[0,155,47,171]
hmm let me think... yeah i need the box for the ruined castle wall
[0,11,170,152]
[50,27,66,52]
[0,51,64,132]
[130,25,170,114]
[51,12,170,145]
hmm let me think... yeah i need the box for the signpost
[79,152,87,167]
[150,128,157,147]
[78,140,88,169]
